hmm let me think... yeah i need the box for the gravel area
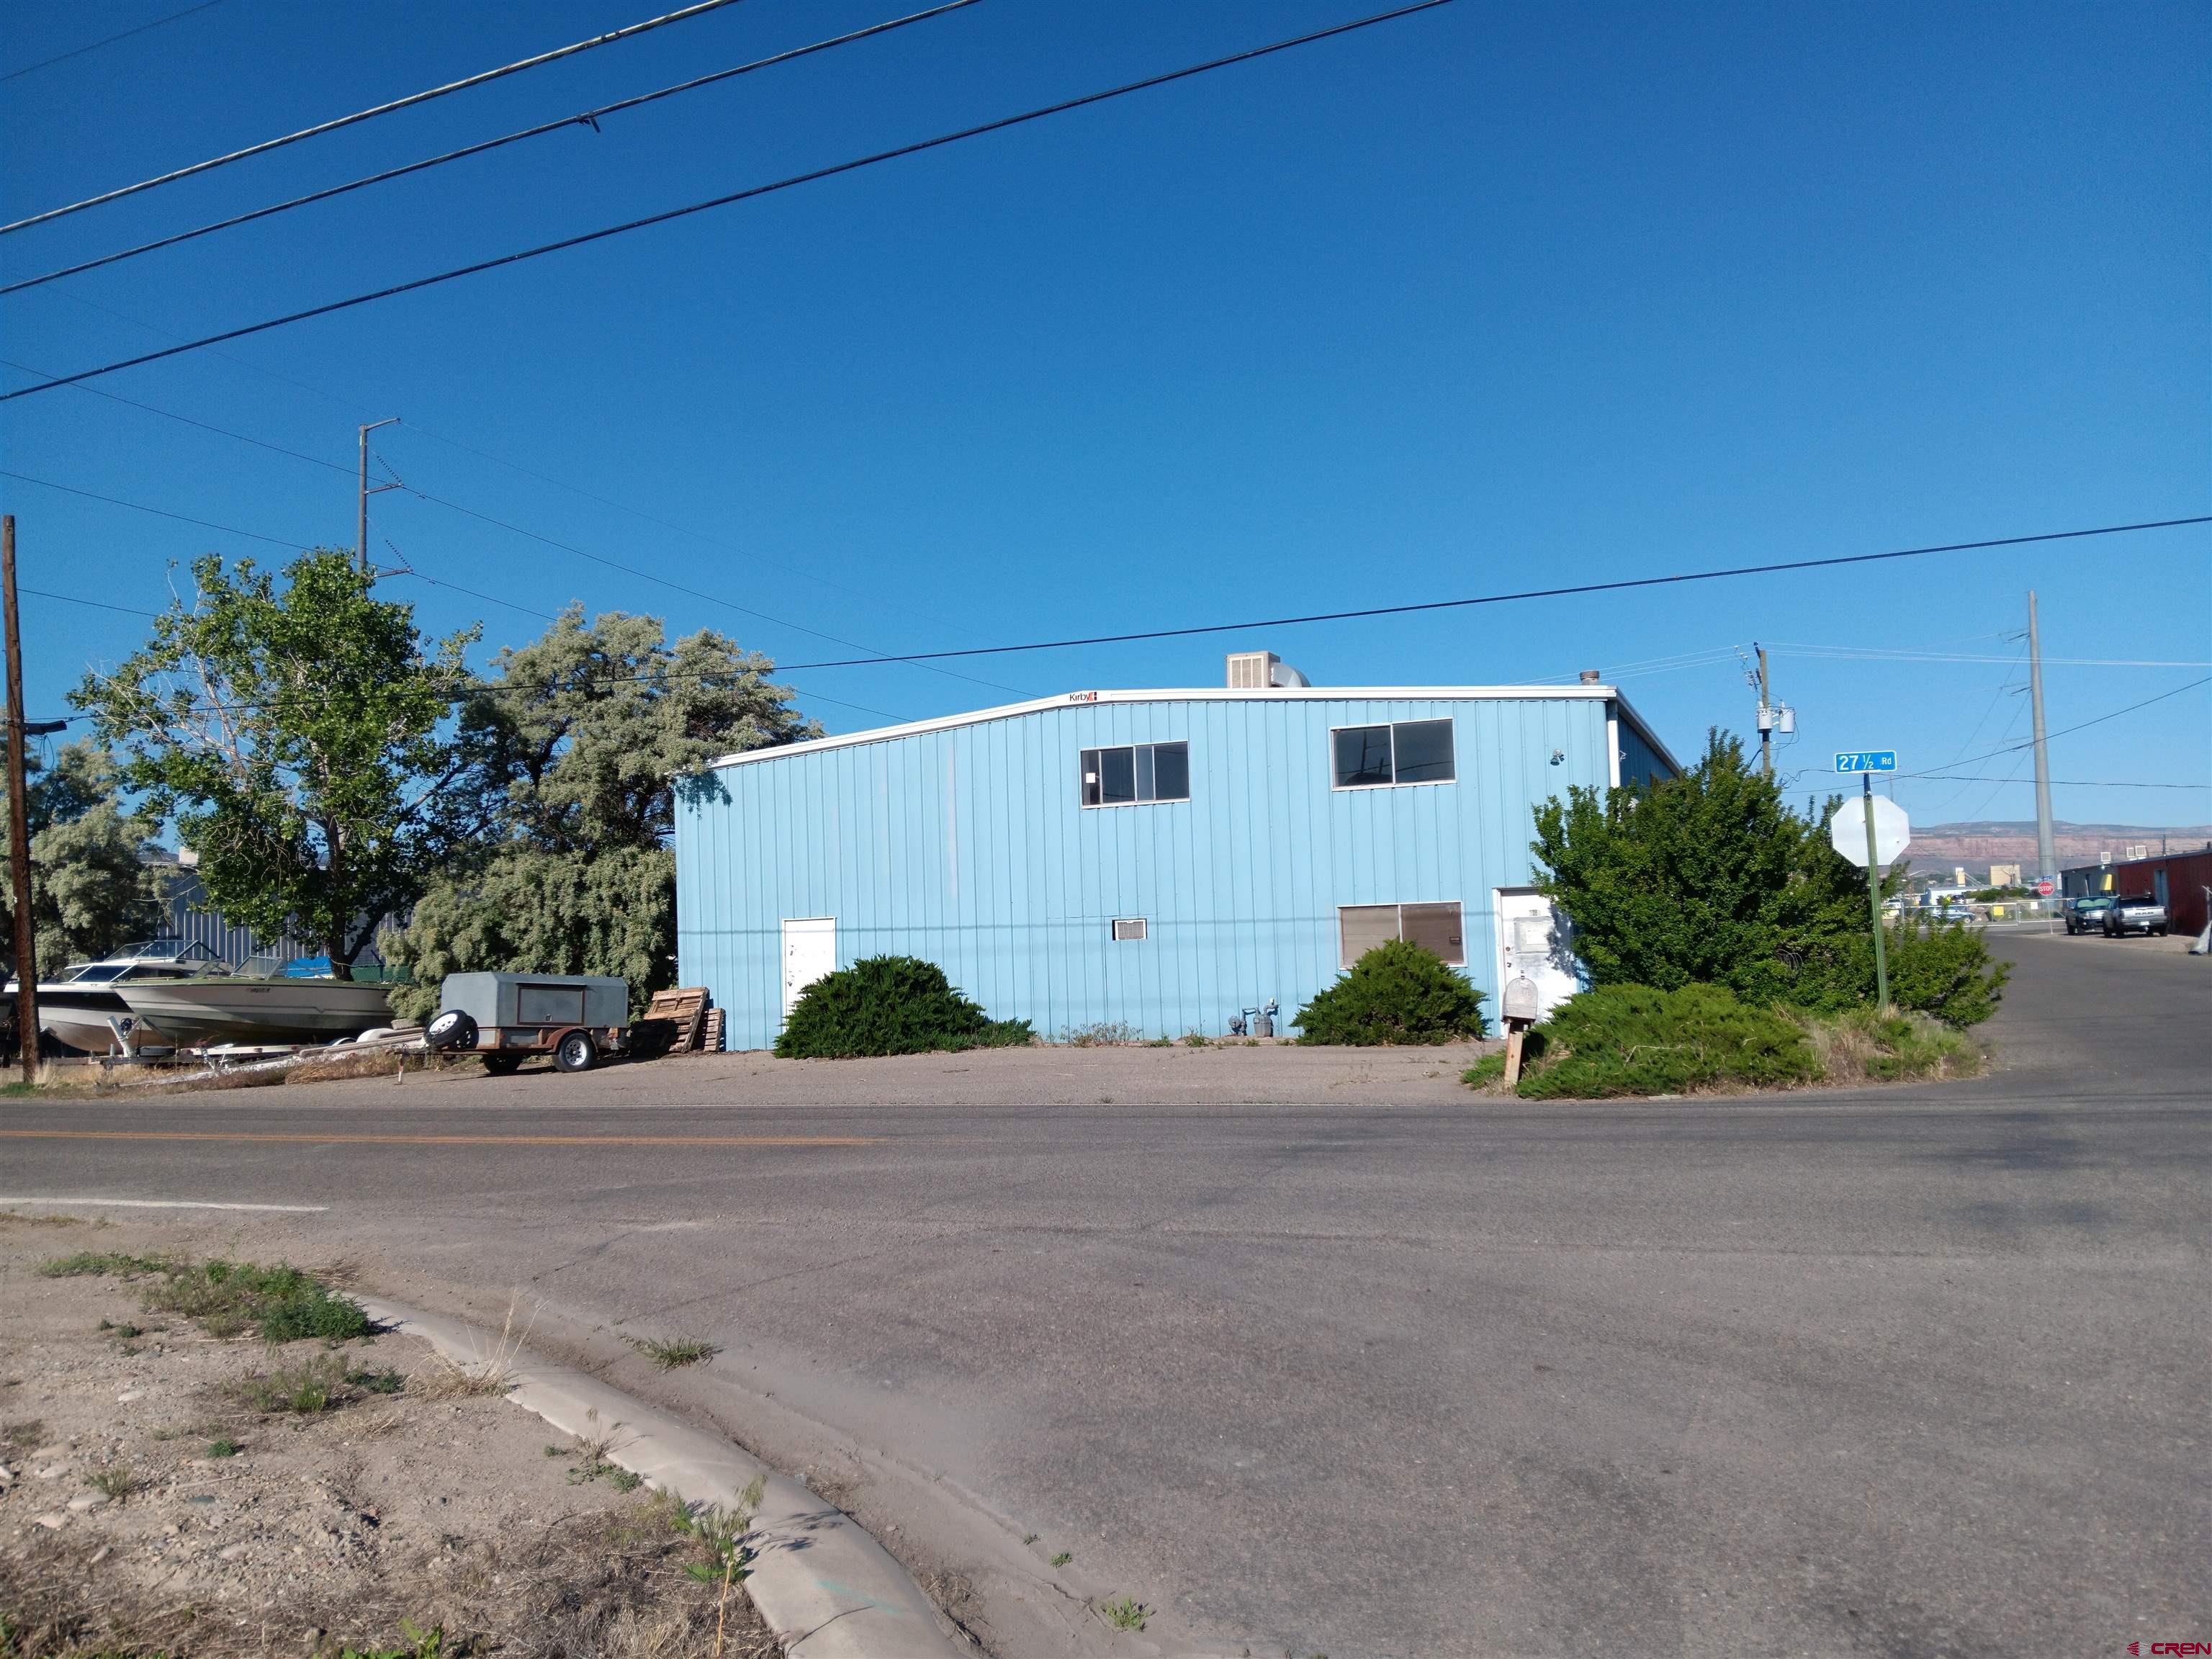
[0,1213,777,1658]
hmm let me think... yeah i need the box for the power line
[22,587,158,617]
[0,0,981,296]
[1,0,749,235]
[758,516,2212,673]
[0,468,310,547]
[0,356,354,475]
[35,512,2212,723]
[0,0,1458,398]
[8,321,1016,669]
[0,473,915,725]
[0,356,1025,693]
[1910,775,2211,791]
[1,0,223,84]
[1898,678,2211,777]
[1768,642,2209,668]
[395,480,1024,696]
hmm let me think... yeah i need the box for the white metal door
[1493,890,1582,1022]
[781,918,836,1018]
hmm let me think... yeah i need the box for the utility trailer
[426,973,631,1074]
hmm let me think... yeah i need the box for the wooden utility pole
[4,515,41,1084]
[356,417,400,575]
[1756,644,1772,779]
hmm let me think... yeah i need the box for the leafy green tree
[382,607,818,1020]
[0,739,167,978]
[1293,939,1489,1044]
[1531,730,2005,1022]
[71,552,478,976]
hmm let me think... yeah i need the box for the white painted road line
[0,1197,329,1213]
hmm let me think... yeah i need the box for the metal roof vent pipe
[1579,669,1601,683]
[1226,651,1310,689]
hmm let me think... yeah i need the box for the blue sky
[4,0,2206,827]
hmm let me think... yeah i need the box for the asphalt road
[6,934,2206,1657]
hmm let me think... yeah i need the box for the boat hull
[114,979,395,1046]
[33,987,161,1053]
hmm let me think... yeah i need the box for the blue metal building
[674,655,1678,1051]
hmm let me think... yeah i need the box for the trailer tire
[482,1053,523,1076]
[554,1030,598,1074]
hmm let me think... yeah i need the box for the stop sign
[1830,795,1911,868]
[2036,878,2055,896]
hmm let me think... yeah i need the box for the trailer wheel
[482,1053,522,1076]
[554,1030,598,1074]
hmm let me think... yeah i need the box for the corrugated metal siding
[2114,848,2212,936]
[678,696,1626,1051]
[1614,707,1671,788]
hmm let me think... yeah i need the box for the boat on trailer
[114,958,397,1048]
[5,938,230,1053]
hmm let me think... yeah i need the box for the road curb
[357,1295,969,1659]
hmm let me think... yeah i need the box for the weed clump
[1460,1051,1508,1089]
[1100,1594,1149,1632]
[89,1460,142,1503]
[1061,1021,1141,1047]
[44,1251,374,1342]
[237,1352,349,1415]
[775,956,1030,1058]
[1800,1005,1982,1083]
[1514,983,1817,1099]
[1295,940,1488,1046]
[630,1335,719,1372]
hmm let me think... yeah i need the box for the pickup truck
[2102,894,2170,938]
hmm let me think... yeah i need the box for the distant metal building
[675,656,1678,1051]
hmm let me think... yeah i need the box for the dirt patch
[0,1232,776,1657]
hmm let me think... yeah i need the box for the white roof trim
[710,684,1676,773]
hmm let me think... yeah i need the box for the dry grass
[0,1492,781,1658]
[1799,1007,1984,1085]
[407,1294,531,1400]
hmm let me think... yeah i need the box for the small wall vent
[1111,917,1149,942]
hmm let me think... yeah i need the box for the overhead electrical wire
[0,356,1026,696]
[1,0,224,84]
[25,515,2212,725]
[0,467,311,547]
[1911,775,2210,791]
[394,480,1029,696]
[1897,677,2211,778]
[0,0,748,235]
[756,516,2212,673]
[0,0,983,296]
[0,0,1459,399]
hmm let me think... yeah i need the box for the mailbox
[1502,975,1540,1024]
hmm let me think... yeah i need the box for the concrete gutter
[358,1295,969,1658]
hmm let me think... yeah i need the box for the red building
[2112,847,2212,937]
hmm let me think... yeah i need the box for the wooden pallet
[700,1007,725,1054]
[642,986,709,1055]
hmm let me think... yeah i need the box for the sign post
[1832,752,1905,1011]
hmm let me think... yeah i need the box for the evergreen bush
[1531,731,2008,1024]
[1882,917,2010,1028]
[1293,939,1489,1046]
[774,956,1031,1058]
[1514,982,1817,1099]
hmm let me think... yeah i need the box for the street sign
[1831,795,1910,867]
[1834,750,1897,773]
[2036,878,2056,897]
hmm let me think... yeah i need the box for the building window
[1080,742,1190,807]
[1338,902,1465,967]
[1111,917,1148,942]
[1331,719,1455,789]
